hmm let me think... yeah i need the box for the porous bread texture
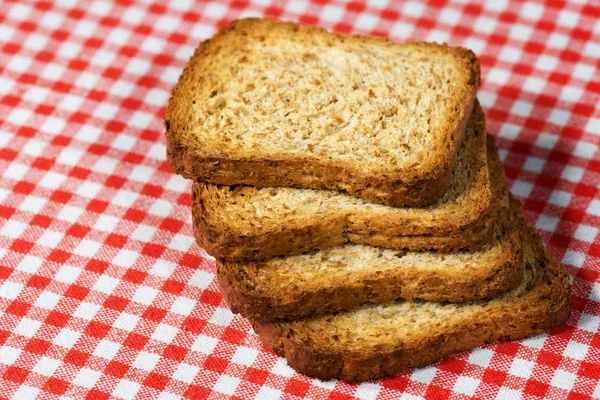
[251,198,571,383]
[166,18,481,207]
[217,199,522,320]
[193,105,495,261]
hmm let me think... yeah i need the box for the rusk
[193,104,494,261]
[167,18,480,207]
[251,198,571,382]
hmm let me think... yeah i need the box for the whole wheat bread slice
[218,201,521,320]
[251,198,571,383]
[193,104,495,261]
[217,159,519,321]
[167,18,480,207]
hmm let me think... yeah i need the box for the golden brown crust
[216,153,516,321]
[253,286,569,383]
[217,210,522,321]
[192,107,496,261]
[166,18,481,207]
[250,202,571,382]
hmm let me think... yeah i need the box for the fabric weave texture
[0,0,599,399]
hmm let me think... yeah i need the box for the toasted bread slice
[167,18,480,207]
[218,202,522,320]
[217,160,519,321]
[193,104,494,261]
[251,198,571,383]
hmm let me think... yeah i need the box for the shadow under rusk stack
[165,18,570,383]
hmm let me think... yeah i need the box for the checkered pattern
[0,0,598,398]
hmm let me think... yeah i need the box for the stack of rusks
[165,19,570,383]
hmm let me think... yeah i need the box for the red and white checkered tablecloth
[0,0,598,398]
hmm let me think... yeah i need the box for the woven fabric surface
[0,0,599,399]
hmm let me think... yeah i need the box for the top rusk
[165,18,480,207]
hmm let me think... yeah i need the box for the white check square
[560,86,584,103]
[38,230,64,248]
[558,10,579,27]
[3,162,28,180]
[40,116,66,135]
[214,375,240,395]
[411,366,437,383]
[563,341,588,361]
[113,379,140,400]
[131,225,156,242]
[454,376,479,396]
[149,199,172,217]
[521,2,543,20]
[94,215,120,232]
[403,1,425,17]
[536,133,558,149]
[499,123,520,139]
[561,166,584,183]
[73,302,101,320]
[41,64,65,81]
[114,313,140,331]
[171,297,196,316]
[54,264,81,284]
[355,13,380,31]
[509,24,532,41]
[210,307,233,326]
[536,55,558,71]
[57,205,83,223]
[8,4,31,21]
[577,313,600,333]
[523,76,546,94]
[150,259,177,278]
[109,81,135,97]
[14,318,42,338]
[548,109,570,126]
[548,191,571,207]
[73,367,102,388]
[573,142,598,159]
[536,215,559,231]
[0,281,23,300]
[231,346,259,366]
[17,255,43,274]
[548,33,570,49]
[133,351,160,371]
[0,346,21,365]
[587,199,600,217]
[39,172,67,189]
[107,28,130,45]
[151,323,179,343]
[551,369,576,390]
[53,328,81,348]
[7,55,32,73]
[511,100,533,117]
[256,387,281,399]
[173,363,199,383]
[33,356,61,376]
[34,291,61,309]
[94,339,121,359]
[509,358,535,378]
[57,148,84,166]
[1,220,27,239]
[75,126,102,143]
[112,190,138,207]
[562,250,585,268]
[499,46,522,63]
[112,249,138,268]
[93,275,120,295]
[574,225,598,243]
[133,286,158,305]
[192,335,218,354]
